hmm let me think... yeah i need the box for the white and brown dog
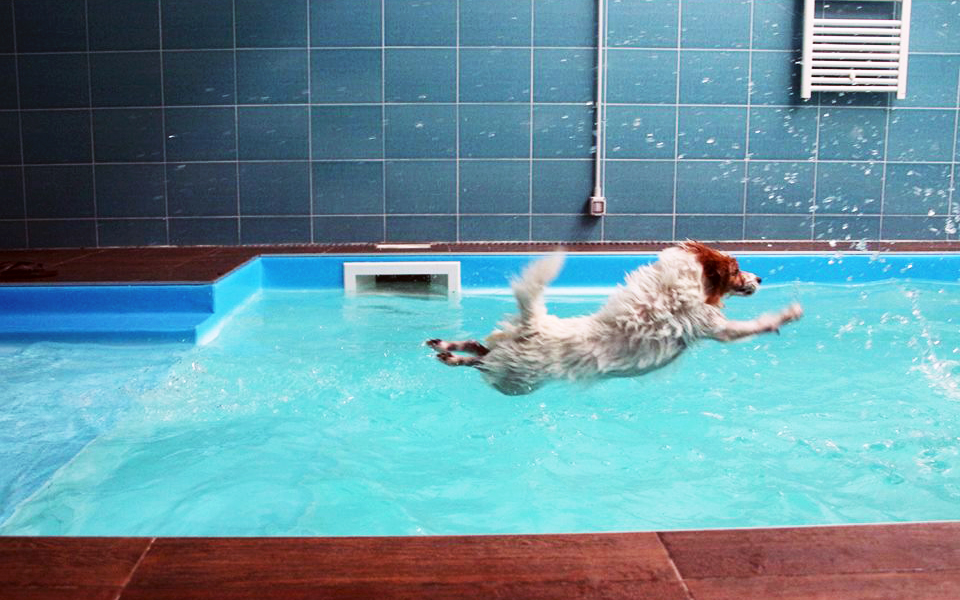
[427,242,802,395]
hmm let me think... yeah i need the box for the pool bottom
[3,279,960,536]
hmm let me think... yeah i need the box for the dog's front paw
[426,339,446,351]
[780,303,803,323]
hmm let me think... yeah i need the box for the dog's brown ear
[682,242,737,306]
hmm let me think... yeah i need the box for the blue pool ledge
[0,252,958,343]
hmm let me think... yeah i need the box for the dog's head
[680,241,760,306]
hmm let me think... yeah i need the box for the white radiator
[801,0,912,99]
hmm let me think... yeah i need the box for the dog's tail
[511,253,565,323]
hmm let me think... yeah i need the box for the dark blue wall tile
[817,108,886,161]
[460,215,529,241]
[752,0,803,51]
[681,0,750,49]
[532,214,601,241]
[745,215,812,240]
[606,49,677,104]
[312,49,381,103]
[95,164,165,218]
[0,222,26,249]
[385,215,457,241]
[679,51,749,104]
[161,0,234,50]
[460,105,530,158]
[18,54,89,109]
[883,163,951,216]
[0,167,23,218]
[163,51,235,105]
[882,216,948,240]
[459,49,530,102]
[676,215,743,240]
[0,56,16,109]
[237,49,309,104]
[238,106,309,160]
[169,217,238,245]
[814,215,880,241]
[21,110,91,164]
[23,165,94,218]
[384,105,456,159]
[165,107,236,161]
[88,0,159,51]
[911,0,960,53]
[678,107,747,159]
[166,162,238,217]
[14,0,86,52]
[604,216,674,241]
[0,112,20,163]
[239,161,310,215]
[608,0,677,48]
[898,55,960,108]
[311,0,381,47]
[98,219,167,246]
[820,91,889,108]
[313,161,383,215]
[314,216,382,243]
[90,52,162,107]
[28,220,96,248]
[384,0,456,46]
[886,110,955,162]
[534,0,594,47]
[385,160,456,214]
[460,160,529,214]
[748,107,817,160]
[312,106,383,160]
[534,48,594,103]
[605,106,675,159]
[749,50,808,106]
[93,109,164,162]
[746,162,814,214]
[460,0,531,47]
[0,0,13,53]
[532,160,592,214]
[604,160,674,214]
[240,216,311,244]
[385,49,456,102]
[816,162,883,215]
[676,160,745,214]
[236,0,307,48]
[533,104,595,159]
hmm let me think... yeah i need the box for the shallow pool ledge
[0,252,958,343]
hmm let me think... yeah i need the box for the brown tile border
[2,241,960,285]
[2,524,960,599]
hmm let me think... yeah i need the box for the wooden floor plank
[684,571,960,600]
[660,522,960,579]
[120,534,690,600]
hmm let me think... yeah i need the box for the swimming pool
[1,252,959,535]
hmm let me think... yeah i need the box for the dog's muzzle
[732,272,761,296]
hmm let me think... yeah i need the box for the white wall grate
[801,0,911,99]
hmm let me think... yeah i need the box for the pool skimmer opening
[343,261,461,297]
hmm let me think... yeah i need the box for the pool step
[0,311,214,343]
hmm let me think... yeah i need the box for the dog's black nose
[756,277,762,284]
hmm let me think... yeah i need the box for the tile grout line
[157,0,170,245]
[83,0,99,248]
[948,66,960,240]
[113,537,156,600]
[455,0,461,243]
[655,532,697,600]
[741,0,755,242]
[232,0,241,245]
[528,0,535,242]
[10,0,28,248]
[671,0,682,242]
[380,0,387,243]
[306,0,315,244]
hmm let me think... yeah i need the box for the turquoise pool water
[2,277,960,535]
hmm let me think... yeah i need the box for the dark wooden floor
[2,240,960,284]
[2,523,959,599]
[4,242,960,598]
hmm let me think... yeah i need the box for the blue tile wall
[2,0,960,248]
